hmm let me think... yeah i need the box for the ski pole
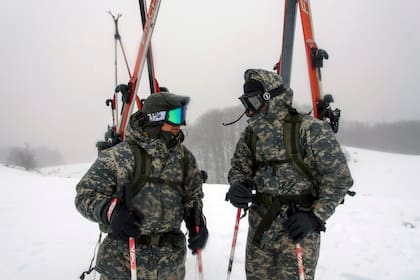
[107,11,132,79]
[226,208,241,280]
[193,202,204,280]
[107,11,132,133]
[195,226,204,280]
[120,182,138,280]
[288,202,305,280]
[107,197,138,280]
[129,237,137,280]
[296,243,305,280]
[107,12,121,129]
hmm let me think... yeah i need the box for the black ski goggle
[239,90,271,113]
[147,106,187,126]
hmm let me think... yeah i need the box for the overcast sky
[1,0,419,164]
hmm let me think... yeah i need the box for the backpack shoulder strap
[127,142,191,202]
[245,126,258,175]
[180,145,190,180]
[128,141,151,195]
[283,110,318,190]
[245,126,257,160]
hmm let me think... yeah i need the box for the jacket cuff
[310,211,326,232]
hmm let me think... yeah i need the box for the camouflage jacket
[228,88,353,222]
[75,121,204,235]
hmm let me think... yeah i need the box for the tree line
[2,106,419,175]
[185,105,420,184]
[0,144,64,170]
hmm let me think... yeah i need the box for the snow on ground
[0,147,419,279]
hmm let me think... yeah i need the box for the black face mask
[161,130,184,148]
[159,130,175,141]
[143,126,179,148]
[144,124,162,138]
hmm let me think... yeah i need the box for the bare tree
[6,143,37,170]
[186,104,420,183]
[185,105,247,183]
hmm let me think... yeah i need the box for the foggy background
[1,0,419,168]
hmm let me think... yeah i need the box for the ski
[275,0,298,89]
[276,0,340,133]
[95,2,161,279]
[139,0,160,94]
[101,1,161,147]
[118,0,162,140]
[298,0,324,119]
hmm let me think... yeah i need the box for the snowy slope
[0,147,419,279]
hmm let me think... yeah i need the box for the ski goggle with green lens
[147,106,187,125]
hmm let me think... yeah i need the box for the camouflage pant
[96,235,186,280]
[245,205,320,280]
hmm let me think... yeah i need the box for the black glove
[101,202,142,241]
[185,204,209,254]
[200,170,208,183]
[225,181,253,209]
[284,211,325,243]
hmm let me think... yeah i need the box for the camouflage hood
[244,69,293,125]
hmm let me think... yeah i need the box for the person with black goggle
[239,79,287,117]
[222,79,287,126]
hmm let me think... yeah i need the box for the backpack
[83,141,190,279]
[245,109,355,199]
[97,141,189,233]
[245,110,355,246]
[245,109,318,191]
[127,141,189,197]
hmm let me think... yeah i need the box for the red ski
[139,0,160,94]
[276,0,340,132]
[118,0,162,140]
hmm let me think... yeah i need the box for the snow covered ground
[1,147,419,279]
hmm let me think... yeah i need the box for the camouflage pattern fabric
[75,116,204,279]
[244,69,283,92]
[97,237,186,280]
[245,204,319,280]
[228,69,353,279]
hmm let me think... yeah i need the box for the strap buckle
[137,234,163,246]
[149,235,162,246]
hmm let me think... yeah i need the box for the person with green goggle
[75,92,208,280]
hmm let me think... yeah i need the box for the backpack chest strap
[252,192,315,246]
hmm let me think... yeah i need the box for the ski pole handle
[123,183,137,280]
[106,197,137,280]
[290,200,304,279]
